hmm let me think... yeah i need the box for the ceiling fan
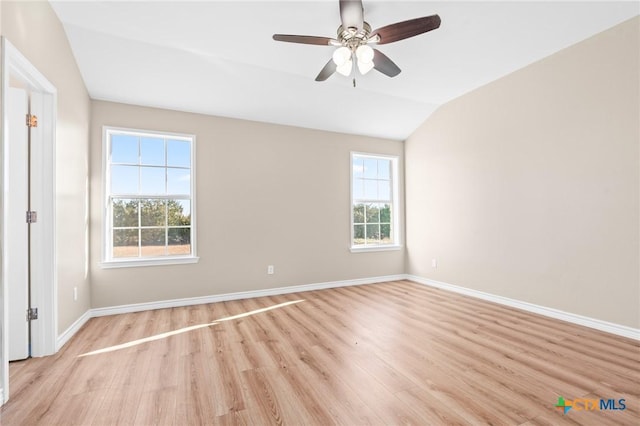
[272,0,441,82]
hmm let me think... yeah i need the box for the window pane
[381,224,391,242]
[378,181,391,201]
[168,228,191,255]
[167,168,191,195]
[168,200,191,226]
[141,137,165,166]
[353,204,365,224]
[141,228,166,257]
[364,179,377,199]
[113,229,139,258]
[111,165,139,194]
[366,224,380,244]
[140,199,166,226]
[353,157,364,178]
[353,178,365,200]
[111,134,138,164]
[378,159,390,179]
[140,167,166,194]
[353,225,365,245]
[380,204,391,223]
[113,199,138,227]
[167,139,190,167]
[365,204,380,223]
[363,158,377,179]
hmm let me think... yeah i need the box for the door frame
[1,37,57,403]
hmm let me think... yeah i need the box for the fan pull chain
[353,78,356,88]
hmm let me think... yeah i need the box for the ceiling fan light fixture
[355,45,374,63]
[357,59,374,75]
[332,46,351,66]
[336,59,353,76]
[355,45,374,75]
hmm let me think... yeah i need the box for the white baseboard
[56,310,92,351]
[407,274,640,341]
[91,274,406,317]
[56,273,638,351]
[0,387,4,406]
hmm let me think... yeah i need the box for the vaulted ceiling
[50,1,639,140]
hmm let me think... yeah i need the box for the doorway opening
[1,38,57,405]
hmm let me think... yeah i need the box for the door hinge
[26,114,38,128]
[26,211,37,223]
[27,307,38,321]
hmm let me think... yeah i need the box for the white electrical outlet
[267,265,275,275]
[432,258,438,268]
[73,286,78,301]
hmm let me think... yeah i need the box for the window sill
[101,256,199,269]
[350,245,403,253]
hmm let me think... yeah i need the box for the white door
[7,87,30,361]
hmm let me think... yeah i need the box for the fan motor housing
[337,22,372,49]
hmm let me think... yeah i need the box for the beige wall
[1,1,92,333]
[405,17,640,328]
[90,101,404,308]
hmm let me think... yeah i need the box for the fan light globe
[357,60,374,75]
[336,59,353,76]
[356,45,374,63]
[355,45,374,75]
[332,46,351,66]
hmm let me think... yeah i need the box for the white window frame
[101,126,199,268]
[350,152,401,252]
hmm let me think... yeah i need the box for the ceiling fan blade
[273,34,335,46]
[339,0,364,29]
[315,59,337,81]
[371,15,441,45]
[373,49,401,77]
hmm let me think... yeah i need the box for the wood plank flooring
[1,280,638,425]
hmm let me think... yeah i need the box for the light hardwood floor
[1,280,638,425]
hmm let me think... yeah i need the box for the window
[351,153,400,251]
[103,127,197,267]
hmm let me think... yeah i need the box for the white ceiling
[50,1,639,141]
